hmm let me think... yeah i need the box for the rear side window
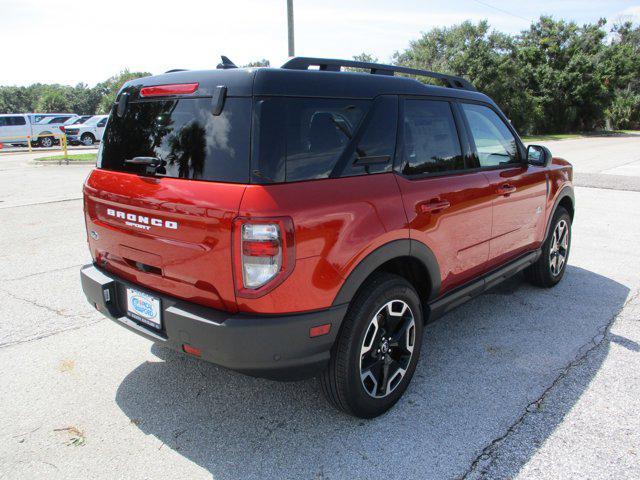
[252,97,370,183]
[401,99,464,176]
[98,97,251,183]
[461,103,519,167]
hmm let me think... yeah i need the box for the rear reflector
[182,344,202,357]
[242,239,280,257]
[140,83,199,97]
[309,324,331,338]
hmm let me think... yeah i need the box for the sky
[0,0,639,86]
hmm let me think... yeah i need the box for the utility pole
[287,0,295,57]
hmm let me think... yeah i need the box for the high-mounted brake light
[140,83,199,98]
[233,218,296,298]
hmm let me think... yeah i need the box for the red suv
[81,57,574,418]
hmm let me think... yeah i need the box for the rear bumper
[80,264,347,380]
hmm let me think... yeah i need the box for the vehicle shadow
[115,265,629,479]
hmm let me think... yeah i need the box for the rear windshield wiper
[124,157,166,175]
[124,157,162,166]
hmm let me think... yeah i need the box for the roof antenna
[217,56,238,69]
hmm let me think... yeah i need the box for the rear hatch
[83,71,254,312]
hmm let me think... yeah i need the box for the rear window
[98,97,251,183]
[252,97,397,183]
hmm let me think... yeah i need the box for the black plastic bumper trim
[80,264,347,380]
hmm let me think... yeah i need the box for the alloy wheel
[549,219,569,276]
[359,299,416,398]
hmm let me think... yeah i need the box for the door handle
[417,198,451,214]
[497,184,517,196]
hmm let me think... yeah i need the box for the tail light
[60,126,65,132]
[233,217,295,298]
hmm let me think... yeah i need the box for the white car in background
[64,115,108,146]
[0,113,78,147]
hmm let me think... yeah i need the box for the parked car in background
[33,114,80,147]
[0,113,80,147]
[66,115,93,125]
[65,115,108,145]
[0,114,30,146]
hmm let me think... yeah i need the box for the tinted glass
[0,116,26,126]
[402,100,464,175]
[253,97,369,183]
[97,118,107,127]
[461,103,519,167]
[337,96,397,178]
[99,97,251,183]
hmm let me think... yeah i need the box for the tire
[81,133,95,146]
[524,206,571,288]
[39,136,54,148]
[320,273,424,418]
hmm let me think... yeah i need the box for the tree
[243,59,270,68]
[95,70,151,114]
[35,88,71,112]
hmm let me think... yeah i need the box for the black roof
[121,57,494,106]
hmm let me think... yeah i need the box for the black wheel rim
[359,300,416,398]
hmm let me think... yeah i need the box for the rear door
[84,91,252,312]
[395,98,494,294]
[459,102,547,265]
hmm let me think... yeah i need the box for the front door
[459,102,547,265]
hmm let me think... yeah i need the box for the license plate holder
[126,288,162,329]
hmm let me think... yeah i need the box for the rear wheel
[320,273,423,418]
[524,206,571,287]
[81,133,95,146]
[39,136,54,148]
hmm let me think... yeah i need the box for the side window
[461,103,519,167]
[97,118,107,127]
[252,97,369,183]
[402,99,464,176]
[337,96,397,178]
[12,116,26,125]
[0,117,7,127]
[285,99,368,182]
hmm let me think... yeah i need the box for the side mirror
[527,144,552,167]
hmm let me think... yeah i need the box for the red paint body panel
[482,165,548,269]
[395,172,494,294]
[84,169,246,312]
[236,173,408,313]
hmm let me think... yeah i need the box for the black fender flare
[544,185,574,240]
[332,239,441,306]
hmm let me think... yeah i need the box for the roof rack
[281,57,476,91]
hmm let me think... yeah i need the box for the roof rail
[281,57,476,91]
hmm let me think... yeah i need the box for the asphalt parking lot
[0,136,639,480]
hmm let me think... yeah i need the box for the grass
[522,130,640,143]
[34,153,96,162]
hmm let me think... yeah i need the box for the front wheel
[81,133,95,146]
[320,273,423,418]
[524,206,571,287]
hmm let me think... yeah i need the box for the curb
[30,159,96,165]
